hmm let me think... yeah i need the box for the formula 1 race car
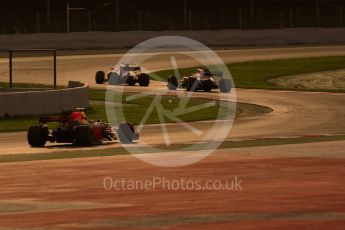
[167,66,231,93]
[95,63,150,87]
[27,109,139,147]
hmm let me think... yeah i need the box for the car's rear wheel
[138,73,150,87]
[118,122,135,144]
[203,79,214,92]
[95,71,106,84]
[126,75,136,86]
[108,72,121,85]
[75,126,94,146]
[167,75,178,90]
[187,77,199,91]
[27,126,48,147]
[219,78,232,93]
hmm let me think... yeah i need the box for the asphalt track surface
[1,46,345,155]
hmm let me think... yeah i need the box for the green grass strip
[153,56,345,92]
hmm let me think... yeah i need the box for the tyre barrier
[0,81,89,117]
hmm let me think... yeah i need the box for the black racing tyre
[95,71,106,84]
[118,122,135,144]
[167,75,178,90]
[219,78,232,93]
[181,77,188,89]
[126,75,136,86]
[138,73,150,87]
[186,77,199,92]
[27,126,48,147]
[108,72,121,85]
[75,125,94,146]
[203,79,214,92]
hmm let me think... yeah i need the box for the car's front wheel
[118,122,135,144]
[95,71,106,84]
[167,75,178,90]
[138,73,150,87]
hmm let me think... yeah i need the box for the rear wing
[39,116,69,124]
[119,63,141,72]
[196,66,223,77]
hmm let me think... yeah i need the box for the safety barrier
[0,81,89,117]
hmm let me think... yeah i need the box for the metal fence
[8,49,56,88]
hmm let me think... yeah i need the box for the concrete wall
[1,28,345,51]
[0,83,89,117]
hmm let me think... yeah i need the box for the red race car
[27,109,138,147]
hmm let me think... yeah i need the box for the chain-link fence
[8,49,56,89]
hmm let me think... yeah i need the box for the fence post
[9,50,13,88]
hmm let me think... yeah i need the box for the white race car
[167,66,231,93]
[95,63,150,87]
